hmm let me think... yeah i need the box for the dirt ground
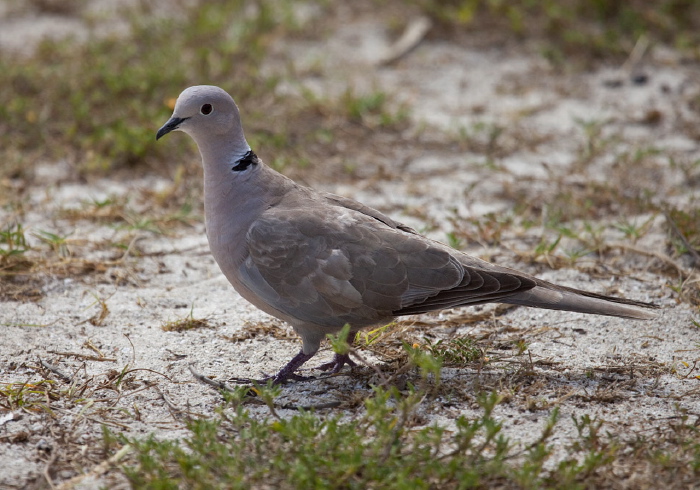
[1,3,700,489]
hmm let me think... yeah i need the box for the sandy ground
[1,3,700,488]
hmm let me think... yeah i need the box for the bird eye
[200,104,213,115]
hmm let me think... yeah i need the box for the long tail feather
[502,284,658,320]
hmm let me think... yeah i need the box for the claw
[229,350,315,385]
[228,350,357,386]
[315,353,357,373]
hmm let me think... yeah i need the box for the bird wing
[239,201,536,328]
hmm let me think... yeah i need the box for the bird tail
[502,284,658,320]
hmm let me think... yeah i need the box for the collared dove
[156,85,657,384]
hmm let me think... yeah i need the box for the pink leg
[316,353,358,373]
[230,349,316,385]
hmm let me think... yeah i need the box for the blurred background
[2,0,699,178]
[2,0,700,293]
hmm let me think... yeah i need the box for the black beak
[156,116,189,141]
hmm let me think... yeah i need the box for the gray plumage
[156,85,657,383]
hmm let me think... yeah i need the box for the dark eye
[200,104,213,115]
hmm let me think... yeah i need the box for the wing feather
[240,199,536,328]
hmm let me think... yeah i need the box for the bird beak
[156,116,189,141]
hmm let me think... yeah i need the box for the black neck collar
[231,150,257,172]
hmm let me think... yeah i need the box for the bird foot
[228,372,313,386]
[315,353,357,374]
[229,351,357,386]
[229,350,316,386]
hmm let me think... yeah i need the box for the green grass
[412,0,700,64]
[423,337,482,366]
[0,380,56,414]
[0,0,304,176]
[666,207,700,256]
[340,88,411,128]
[0,0,417,182]
[0,223,29,261]
[115,381,700,488]
[161,305,211,332]
[7,0,694,182]
[118,389,549,488]
[33,229,73,257]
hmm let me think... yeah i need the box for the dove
[156,85,658,384]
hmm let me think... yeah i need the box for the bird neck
[195,130,250,175]
[200,152,290,267]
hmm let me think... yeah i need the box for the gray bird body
[157,85,657,382]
